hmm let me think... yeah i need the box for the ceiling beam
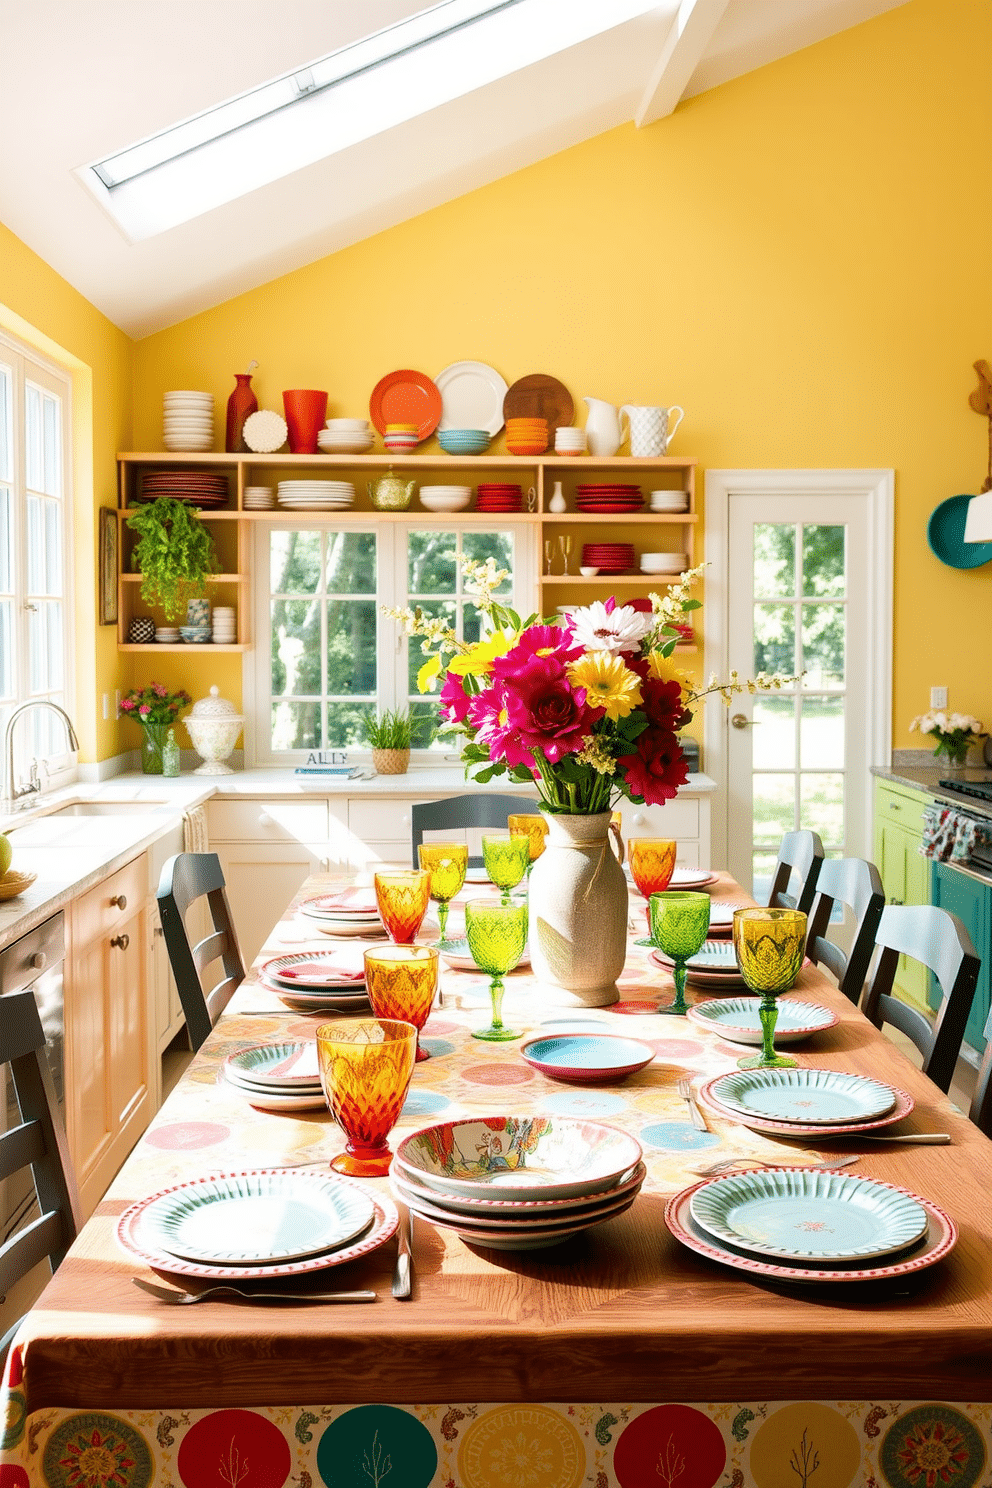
[635,0,732,127]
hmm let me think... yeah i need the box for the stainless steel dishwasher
[1,912,66,1252]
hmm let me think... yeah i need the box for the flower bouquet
[120,682,192,774]
[909,709,985,767]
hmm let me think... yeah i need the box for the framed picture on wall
[98,507,118,625]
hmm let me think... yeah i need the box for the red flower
[493,625,581,675]
[617,726,689,804]
[641,677,691,732]
[501,653,594,763]
[467,682,537,771]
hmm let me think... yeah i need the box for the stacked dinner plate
[244,484,275,510]
[223,1039,327,1111]
[582,543,635,575]
[687,996,839,1046]
[277,480,355,511]
[163,391,214,452]
[140,470,229,508]
[666,1164,956,1287]
[391,1116,645,1251]
[297,889,385,937]
[697,1066,916,1138]
[476,482,523,512]
[257,949,371,1011]
[318,419,374,454]
[576,483,643,513]
[651,938,748,990]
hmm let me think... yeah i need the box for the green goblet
[464,897,528,1041]
[649,891,711,1016]
[481,833,531,903]
[733,907,806,1069]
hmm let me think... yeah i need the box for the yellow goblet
[732,908,807,1070]
[364,945,439,1062]
[316,1017,417,1176]
[508,814,548,876]
[374,869,431,943]
[418,842,468,947]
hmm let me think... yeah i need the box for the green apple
[0,833,11,877]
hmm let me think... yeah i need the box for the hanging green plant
[125,497,219,620]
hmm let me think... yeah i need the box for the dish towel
[920,803,991,864]
[183,804,209,854]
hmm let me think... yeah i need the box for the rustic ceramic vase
[225,373,258,453]
[527,810,628,1006]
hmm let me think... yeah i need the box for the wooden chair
[410,792,536,869]
[805,855,885,1004]
[767,829,824,914]
[157,853,245,1051]
[861,903,981,1094]
[0,988,81,1366]
[969,1008,992,1137]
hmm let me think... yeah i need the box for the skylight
[77,0,666,242]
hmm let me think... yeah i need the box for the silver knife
[392,1201,413,1300]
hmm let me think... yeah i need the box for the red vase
[226,373,258,453]
[283,389,328,454]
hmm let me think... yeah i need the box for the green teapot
[368,473,415,510]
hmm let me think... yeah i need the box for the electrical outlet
[930,686,948,709]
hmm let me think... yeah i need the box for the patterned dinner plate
[391,1157,648,1219]
[392,1175,639,1249]
[689,1167,929,1262]
[520,1034,655,1083]
[259,952,366,989]
[708,1067,897,1125]
[649,949,748,990]
[686,997,839,1046]
[136,1170,376,1264]
[698,1073,915,1138]
[665,1178,956,1285]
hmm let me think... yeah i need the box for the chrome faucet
[1,700,80,809]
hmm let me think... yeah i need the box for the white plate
[434,361,509,435]
[225,1040,321,1087]
[139,1170,375,1264]
[669,869,719,889]
[709,1067,898,1125]
[687,996,838,1045]
[224,1080,328,1112]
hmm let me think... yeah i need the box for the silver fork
[133,1277,376,1306]
[690,1153,860,1177]
[677,1076,708,1132]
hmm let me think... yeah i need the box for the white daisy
[567,600,654,655]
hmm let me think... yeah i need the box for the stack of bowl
[154,626,179,644]
[178,625,211,644]
[419,485,472,512]
[554,426,586,455]
[392,1116,645,1251]
[505,417,548,455]
[385,423,419,454]
[438,428,490,455]
[244,485,275,510]
[318,419,374,455]
[211,607,236,644]
[641,552,688,575]
[649,489,690,514]
[163,391,213,452]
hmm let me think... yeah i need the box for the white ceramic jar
[184,686,244,775]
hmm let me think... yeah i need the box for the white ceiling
[0,0,907,337]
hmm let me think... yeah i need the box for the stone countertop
[872,762,992,815]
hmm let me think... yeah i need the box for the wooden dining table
[3,871,992,1488]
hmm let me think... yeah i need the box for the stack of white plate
[223,1040,327,1111]
[392,1116,645,1251]
[297,890,385,938]
[651,938,749,989]
[257,948,371,1011]
[687,996,839,1046]
[244,485,275,510]
[554,426,586,454]
[419,485,472,512]
[155,626,179,643]
[163,391,214,452]
[277,480,356,511]
[318,419,374,454]
[650,490,690,513]
[212,606,236,643]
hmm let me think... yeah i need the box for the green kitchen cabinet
[930,861,991,1053]
[873,779,934,1015]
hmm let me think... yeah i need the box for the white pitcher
[620,404,685,457]
[582,397,623,458]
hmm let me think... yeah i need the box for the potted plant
[119,682,192,773]
[125,497,219,620]
[362,708,412,775]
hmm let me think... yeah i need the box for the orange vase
[225,373,258,453]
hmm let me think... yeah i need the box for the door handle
[111,894,127,910]
[730,713,757,730]
[110,933,130,950]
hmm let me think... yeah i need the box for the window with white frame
[0,333,72,786]
[249,521,535,763]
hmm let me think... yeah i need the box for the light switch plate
[930,686,948,709]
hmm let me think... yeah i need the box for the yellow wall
[130,0,990,750]
[0,222,133,761]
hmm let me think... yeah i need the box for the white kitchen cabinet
[210,839,328,965]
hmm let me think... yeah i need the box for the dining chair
[767,829,825,914]
[861,903,981,1094]
[0,988,81,1367]
[968,1008,992,1137]
[804,855,886,1004]
[410,793,536,869]
[157,852,245,1051]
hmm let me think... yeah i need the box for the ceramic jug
[583,397,623,458]
[368,474,415,511]
[620,404,685,457]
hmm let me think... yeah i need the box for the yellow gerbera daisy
[567,651,643,721]
[645,649,692,692]
[447,631,513,677]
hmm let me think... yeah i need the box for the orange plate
[370,370,443,439]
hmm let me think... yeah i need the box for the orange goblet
[364,945,439,1062]
[629,838,677,898]
[374,869,431,943]
[316,1018,417,1176]
[508,814,548,874]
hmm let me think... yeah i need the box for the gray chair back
[157,852,245,1051]
[411,793,536,868]
[767,830,824,914]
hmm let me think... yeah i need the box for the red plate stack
[476,483,523,512]
[582,543,635,574]
[139,471,230,508]
[576,484,643,514]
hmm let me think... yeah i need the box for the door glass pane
[752,773,795,844]
[44,500,62,594]
[271,599,321,697]
[24,384,42,492]
[46,603,64,690]
[800,773,845,846]
[409,531,456,593]
[753,603,796,675]
[753,524,795,599]
[752,695,796,770]
[801,603,845,687]
[271,531,322,592]
[42,394,60,497]
[801,696,845,768]
[0,600,13,699]
[803,525,845,597]
[326,531,375,594]
[327,599,376,696]
[0,487,12,593]
[0,367,11,483]
[26,497,43,592]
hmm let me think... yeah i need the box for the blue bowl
[927,494,992,569]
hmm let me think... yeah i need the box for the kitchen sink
[40,800,172,817]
